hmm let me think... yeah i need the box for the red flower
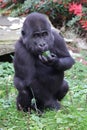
[69,2,82,16]
[80,20,87,30]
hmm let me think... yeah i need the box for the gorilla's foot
[44,99,61,110]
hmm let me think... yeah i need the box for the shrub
[10,0,87,34]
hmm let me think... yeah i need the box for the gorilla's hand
[39,51,58,66]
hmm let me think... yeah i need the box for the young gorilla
[14,12,75,112]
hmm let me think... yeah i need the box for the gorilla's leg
[56,80,69,101]
[36,93,60,111]
[16,90,32,112]
[44,98,60,110]
[31,81,60,111]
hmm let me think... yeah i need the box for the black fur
[13,12,75,112]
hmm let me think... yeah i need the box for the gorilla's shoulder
[52,28,65,44]
[15,38,26,55]
[15,38,23,49]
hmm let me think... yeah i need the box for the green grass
[0,52,87,130]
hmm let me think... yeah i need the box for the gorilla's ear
[21,30,25,36]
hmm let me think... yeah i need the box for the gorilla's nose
[39,42,46,47]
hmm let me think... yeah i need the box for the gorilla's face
[21,13,54,55]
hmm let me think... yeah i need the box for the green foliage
[67,16,81,27]
[0,0,87,33]
[10,0,69,26]
[10,0,41,17]
[0,51,87,130]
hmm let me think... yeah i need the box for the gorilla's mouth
[36,45,48,55]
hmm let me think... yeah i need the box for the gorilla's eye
[42,31,48,37]
[21,30,25,36]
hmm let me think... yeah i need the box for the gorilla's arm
[52,31,75,71]
[14,39,35,91]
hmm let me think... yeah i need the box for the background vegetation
[1,0,86,36]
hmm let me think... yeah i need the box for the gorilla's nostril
[39,43,46,47]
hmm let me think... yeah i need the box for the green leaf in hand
[42,50,51,57]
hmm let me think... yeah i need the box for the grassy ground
[0,51,87,130]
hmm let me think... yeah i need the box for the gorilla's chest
[35,60,63,85]
[35,60,54,76]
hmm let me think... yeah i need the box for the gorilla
[13,12,75,112]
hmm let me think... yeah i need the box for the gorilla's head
[21,12,54,55]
